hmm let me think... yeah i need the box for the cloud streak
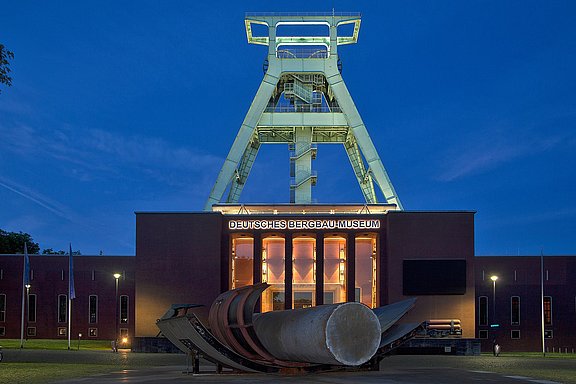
[0,122,223,186]
[437,133,566,182]
[0,176,71,220]
[84,128,221,172]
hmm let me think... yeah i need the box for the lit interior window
[293,237,316,309]
[324,237,347,304]
[231,236,254,289]
[355,236,377,308]
[261,237,285,312]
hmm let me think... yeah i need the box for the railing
[277,49,328,59]
[292,81,313,103]
[290,145,318,160]
[292,73,325,86]
[264,105,341,113]
[290,171,318,189]
[246,12,361,17]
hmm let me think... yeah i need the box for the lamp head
[113,273,121,279]
[490,275,498,282]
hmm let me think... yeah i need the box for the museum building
[1,216,575,353]
[0,254,135,343]
[1,12,575,354]
[134,205,476,339]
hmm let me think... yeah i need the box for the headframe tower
[205,13,403,210]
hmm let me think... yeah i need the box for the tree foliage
[0,43,14,93]
[43,248,82,255]
[0,229,40,254]
[0,230,83,255]
[42,248,67,255]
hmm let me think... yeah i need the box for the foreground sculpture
[157,283,422,373]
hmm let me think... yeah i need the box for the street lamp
[20,284,31,349]
[113,273,121,352]
[490,275,498,324]
[25,284,30,337]
[490,275,499,355]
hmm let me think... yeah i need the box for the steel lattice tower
[205,13,403,210]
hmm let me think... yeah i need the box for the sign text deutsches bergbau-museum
[228,219,380,231]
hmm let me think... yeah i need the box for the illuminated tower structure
[205,13,403,210]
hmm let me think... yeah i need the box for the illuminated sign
[228,219,380,231]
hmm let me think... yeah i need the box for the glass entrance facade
[355,236,377,307]
[230,232,378,312]
[293,236,316,308]
[324,236,347,304]
[231,236,254,289]
[262,236,285,312]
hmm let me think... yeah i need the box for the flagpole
[68,280,72,349]
[20,281,25,348]
[68,243,73,350]
[20,243,28,348]
[540,249,545,357]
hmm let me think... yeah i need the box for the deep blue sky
[1,1,575,256]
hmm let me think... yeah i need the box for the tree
[0,229,40,254]
[42,248,82,255]
[0,43,14,93]
[42,248,66,255]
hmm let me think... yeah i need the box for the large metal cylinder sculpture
[253,302,381,366]
[158,283,420,373]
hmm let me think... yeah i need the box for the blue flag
[69,243,76,300]
[23,242,30,286]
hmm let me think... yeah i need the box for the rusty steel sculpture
[157,283,423,373]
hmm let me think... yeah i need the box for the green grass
[1,347,575,383]
[482,351,576,359]
[476,355,576,383]
[0,363,120,384]
[1,339,112,350]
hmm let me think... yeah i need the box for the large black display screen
[403,259,466,295]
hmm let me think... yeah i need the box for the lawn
[482,351,576,359]
[0,363,119,384]
[1,344,575,384]
[1,339,113,350]
[0,341,184,383]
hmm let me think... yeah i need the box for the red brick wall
[0,255,134,341]
[384,211,476,338]
[135,212,223,336]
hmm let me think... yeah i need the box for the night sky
[1,1,575,256]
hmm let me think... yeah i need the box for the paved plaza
[3,349,575,383]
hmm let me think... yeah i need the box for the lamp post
[25,284,30,339]
[490,275,498,324]
[490,275,499,346]
[113,273,121,352]
[20,283,31,349]
[540,250,546,357]
[490,275,499,355]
